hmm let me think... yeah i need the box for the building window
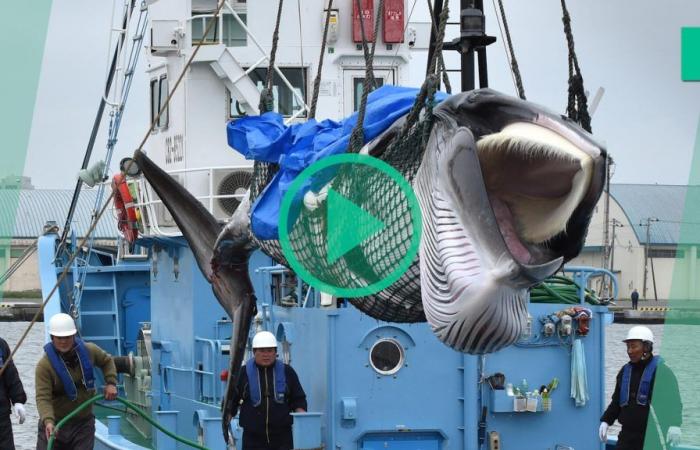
[150,79,158,130]
[648,248,684,258]
[10,248,26,258]
[352,78,384,112]
[228,67,307,118]
[192,13,247,47]
[150,75,169,131]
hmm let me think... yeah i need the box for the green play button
[279,153,422,298]
[326,188,386,265]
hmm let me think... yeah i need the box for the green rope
[47,394,209,450]
[530,275,603,305]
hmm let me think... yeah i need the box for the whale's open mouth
[476,122,594,265]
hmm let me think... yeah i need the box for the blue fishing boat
[33,1,696,449]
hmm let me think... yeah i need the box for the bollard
[107,415,121,435]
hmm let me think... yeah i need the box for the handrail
[186,13,224,45]
[217,0,309,123]
[122,165,253,237]
[195,337,219,402]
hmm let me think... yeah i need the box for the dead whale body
[133,88,607,434]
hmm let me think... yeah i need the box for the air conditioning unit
[154,174,183,227]
[212,169,253,220]
[150,20,181,56]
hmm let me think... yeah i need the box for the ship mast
[427,0,496,92]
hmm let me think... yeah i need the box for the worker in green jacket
[35,313,118,450]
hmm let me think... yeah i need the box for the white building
[0,189,117,295]
[570,184,700,301]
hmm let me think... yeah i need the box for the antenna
[588,87,605,117]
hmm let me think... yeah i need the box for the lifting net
[248,80,439,323]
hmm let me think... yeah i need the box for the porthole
[369,338,404,375]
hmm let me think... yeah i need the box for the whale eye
[369,339,405,376]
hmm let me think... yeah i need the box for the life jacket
[245,358,286,407]
[44,338,95,401]
[620,355,659,407]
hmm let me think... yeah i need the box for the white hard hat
[252,331,277,349]
[48,313,77,337]
[623,326,654,344]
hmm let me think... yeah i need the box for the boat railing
[185,2,309,122]
[562,266,618,304]
[112,164,252,238]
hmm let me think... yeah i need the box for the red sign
[383,0,404,43]
[352,0,375,43]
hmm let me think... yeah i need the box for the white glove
[667,426,682,446]
[13,403,26,424]
[598,422,609,442]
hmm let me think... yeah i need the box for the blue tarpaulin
[226,85,446,240]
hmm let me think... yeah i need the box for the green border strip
[682,28,700,82]
[0,2,53,300]
[650,114,700,447]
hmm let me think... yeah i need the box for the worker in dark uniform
[0,336,27,450]
[631,288,640,310]
[231,331,307,450]
[599,326,682,449]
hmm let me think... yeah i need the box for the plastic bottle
[521,378,529,394]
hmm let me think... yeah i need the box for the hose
[531,275,603,305]
[47,394,209,450]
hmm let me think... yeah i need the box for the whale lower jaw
[422,274,529,354]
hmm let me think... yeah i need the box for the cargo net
[249,78,439,323]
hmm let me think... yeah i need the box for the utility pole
[641,217,659,300]
[610,219,623,273]
[601,157,612,270]
[608,218,623,298]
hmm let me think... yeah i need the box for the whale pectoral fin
[519,257,564,285]
[134,149,221,278]
[220,293,257,443]
[221,354,238,445]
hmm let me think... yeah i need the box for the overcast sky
[23,0,700,188]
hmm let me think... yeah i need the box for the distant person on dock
[631,288,639,310]
[35,313,118,450]
[0,336,27,450]
[599,326,682,449]
[231,330,307,450]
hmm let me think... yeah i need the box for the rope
[495,0,525,99]
[426,0,451,94]
[309,0,334,119]
[424,5,447,81]
[259,0,285,113]
[388,0,419,80]
[399,5,448,138]
[296,0,306,115]
[560,0,592,133]
[0,0,227,379]
[353,0,377,89]
[348,0,385,152]
[47,395,208,450]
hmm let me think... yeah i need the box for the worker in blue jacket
[231,331,307,450]
[599,326,682,449]
[0,336,27,450]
